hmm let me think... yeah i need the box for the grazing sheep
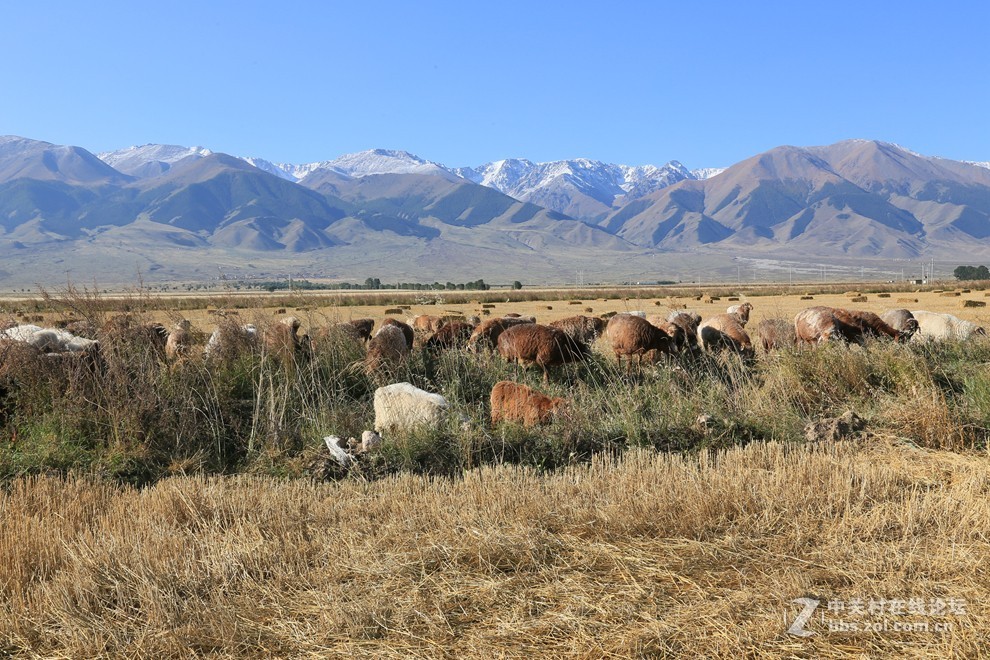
[794,306,864,344]
[548,315,606,345]
[880,309,920,339]
[411,314,444,334]
[203,323,259,359]
[666,311,702,352]
[365,325,410,374]
[374,382,450,435]
[424,321,474,351]
[910,310,987,341]
[697,313,753,356]
[727,302,753,326]
[756,318,796,352]
[605,314,676,372]
[345,318,375,341]
[497,324,589,381]
[381,317,415,350]
[165,320,193,360]
[833,309,903,342]
[467,317,535,352]
[263,316,310,361]
[645,315,687,352]
[490,380,567,427]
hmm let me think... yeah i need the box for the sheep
[697,313,753,357]
[548,315,606,345]
[910,310,987,341]
[645,315,687,352]
[605,313,676,372]
[365,324,410,374]
[880,309,920,339]
[467,316,535,352]
[727,302,753,326]
[411,314,444,334]
[374,382,450,435]
[203,323,259,360]
[424,321,474,351]
[165,320,193,360]
[490,380,567,427]
[496,323,589,381]
[262,316,310,361]
[344,318,375,342]
[381,317,414,350]
[666,311,702,353]
[755,318,796,352]
[99,315,168,355]
[0,324,100,354]
[794,307,864,344]
[833,309,903,342]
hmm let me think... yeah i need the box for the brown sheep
[794,307,864,344]
[381,317,415,350]
[411,314,444,334]
[697,313,753,356]
[263,316,310,361]
[605,313,676,372]
[424,321,474,351]
[833,309,903,342]
[490,380,567,427]
[345,318,375,341]
[365,325,410,374]
[496,324,589,381]
[548,315,606,345]
[165,320,193,360]
[727,302,753,326]
[756,318,796,352]
[467,317,535,352]
[645,315,686,352]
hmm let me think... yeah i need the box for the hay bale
[897,298,918,303]
[482,304,496,309]
[274,308,286,315]
[727,297,739,302]
[960,289,971,294]
[584,307,594,313]
[877,293,890,298]
[545,305,553,310]
[940,291,961,297]
[849,296,868,303]
[800,296,814,300]
[962,300,987,308]
[845,291,861,297]
[384,308,403,315]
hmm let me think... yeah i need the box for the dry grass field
[1,282,989,656]
[0,441,986,657]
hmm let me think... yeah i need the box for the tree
[512,281,523,290]
[953,265,990,280]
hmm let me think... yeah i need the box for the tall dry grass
[0,440,986,657]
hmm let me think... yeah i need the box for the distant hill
[0,135,989,287]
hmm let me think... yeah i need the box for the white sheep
[0,324,98,353]
[203,323,259,359]
[910,311,986,341]
[373,382,450,435]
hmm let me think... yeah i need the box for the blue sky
[2,1,988,169]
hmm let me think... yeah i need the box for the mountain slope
[600,140,990,258]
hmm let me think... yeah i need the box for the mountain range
[0,134,988,287]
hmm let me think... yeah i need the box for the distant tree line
[250,278,491,292]
[953,265,990,281]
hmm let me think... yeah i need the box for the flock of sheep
[0,302,985,452]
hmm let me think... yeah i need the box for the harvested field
[0,440,986,657]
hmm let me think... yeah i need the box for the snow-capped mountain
[456,158,698,219]
[96,143,720,220]
[966,161,990,170]
[690,167,725,180]
[238,149,459,183]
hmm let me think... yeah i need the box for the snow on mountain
[690,167,726,180]
[99,144,212,168]
[965,161,990,170]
